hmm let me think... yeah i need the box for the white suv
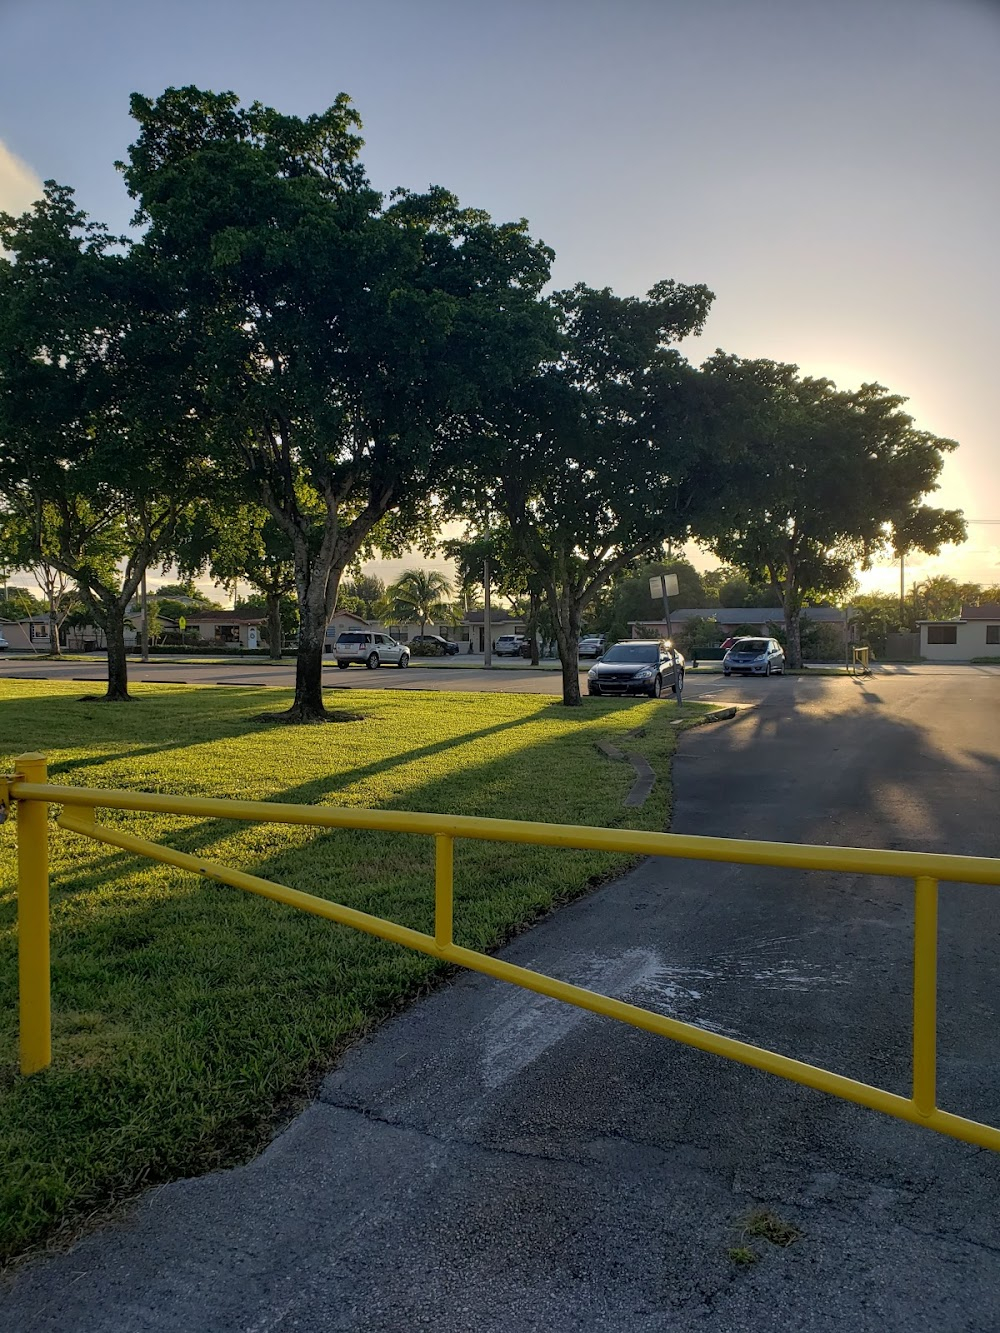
[494,634,525,657]
[334,631,409,669]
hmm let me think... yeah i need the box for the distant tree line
[0,85,965,710]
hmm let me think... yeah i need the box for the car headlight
[635,668,655,680]
[587,668,598,680]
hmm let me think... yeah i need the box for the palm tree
[389,569,453,638]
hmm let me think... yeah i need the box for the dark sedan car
[587,639,684,698]
[409,634,461,656]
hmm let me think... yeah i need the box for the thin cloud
[0,137,43,217]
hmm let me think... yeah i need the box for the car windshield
[733,640,769,653]
[601,644,659,663]
[337,633,368,644]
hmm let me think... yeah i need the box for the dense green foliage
[693,354,966,666]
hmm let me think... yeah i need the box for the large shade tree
[465,280,714,704]
[0,183,207,699]
[694,354,967,667]
[122,86,555,721]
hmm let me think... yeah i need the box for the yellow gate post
[16,753,51,1075]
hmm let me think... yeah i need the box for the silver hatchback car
[723,636,785,677]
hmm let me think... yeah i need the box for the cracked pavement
[2,669,1000,1330]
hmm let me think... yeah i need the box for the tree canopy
[120,85,556,719]
[463,279,714,703]
[0,182,210,697]
[694,353,966,666]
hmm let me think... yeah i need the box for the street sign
[649,573,679,599]
[178,616,187,630]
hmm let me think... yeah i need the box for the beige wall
[920,622,1000,661]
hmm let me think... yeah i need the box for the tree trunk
[103,608,131,702]
[784,602,803,669]
[527,589,540,666]
[266,591,283,661]
[548,586,583,706]
[286,600,329,721]
[49,599,61,658]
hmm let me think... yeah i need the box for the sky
[1,0,998,598]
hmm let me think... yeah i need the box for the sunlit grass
[0,679,708,1260]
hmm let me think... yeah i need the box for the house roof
[463,609,523,625]
[632,606,853,625]
[184,610,265,624]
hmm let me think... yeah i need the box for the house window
[28,622,49,642]
[987,625,1000,645]
[926,625,957,645]
[214,624,241,644]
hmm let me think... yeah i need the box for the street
[2,667,1000,1330]
[0,651,977,700]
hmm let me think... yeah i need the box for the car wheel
[398,653,409,668]
[671,669,683,694]
[337,661,350,670]
[650,674,663,698]
[366,652,379,669]
[765,661,772,676]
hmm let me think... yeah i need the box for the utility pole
[899,551,905,623]
[483,557,492,668]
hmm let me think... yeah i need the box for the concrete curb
[594,736,656,807]
[671,704,739,728]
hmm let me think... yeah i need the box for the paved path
[3,671,1000,1329]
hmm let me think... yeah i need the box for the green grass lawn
[0,679,710,1262]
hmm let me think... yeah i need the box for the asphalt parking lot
[2,665,1000,1330]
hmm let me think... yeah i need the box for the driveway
[2,671,1000,1330]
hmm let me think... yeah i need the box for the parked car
[409,634,461,656]
[334,630,409,669]
[578,635,605,658]
[518,638,535,658]
[0,633,8,652]
[494,634,525,657]
[587,639,684,698]
[723,636,785,677]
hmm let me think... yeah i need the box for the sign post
[649,573,683,708]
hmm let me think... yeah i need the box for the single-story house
[462,608,527,653]
[0,617,53,651]
[0,617,147,653]
[918,603,1000,662]
[183,611,265,649]
[630,606,858,649]
[324,609,378,651]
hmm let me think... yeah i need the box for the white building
[918,604,1000,662]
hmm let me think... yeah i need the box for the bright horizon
[2,0,997,599]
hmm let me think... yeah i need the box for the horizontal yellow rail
[10,777,1000,883]
[7,753,1000,1155]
